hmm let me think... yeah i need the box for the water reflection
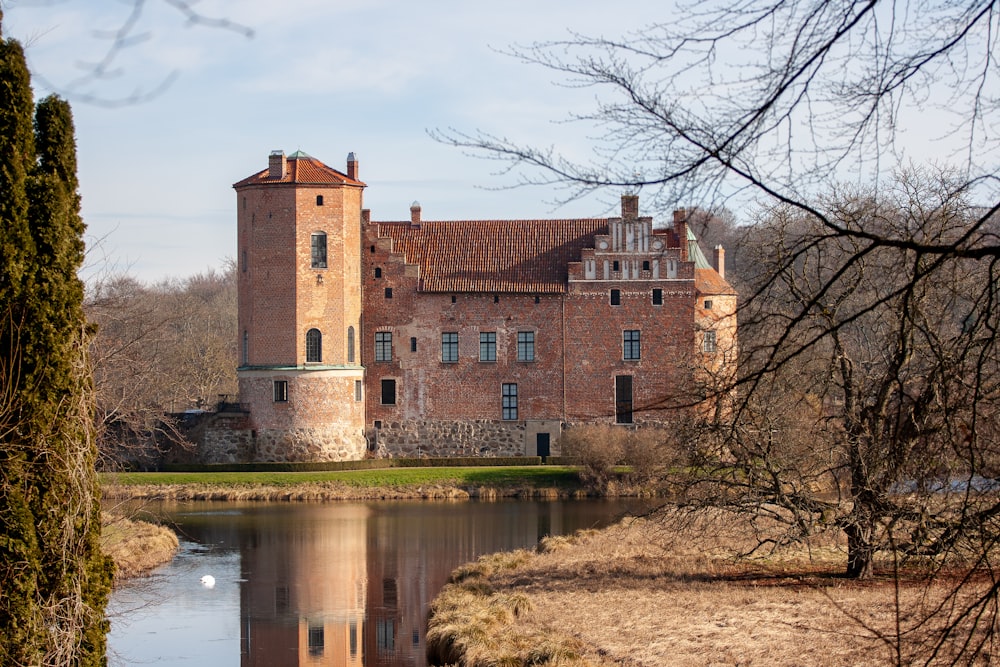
[109,499,648,666]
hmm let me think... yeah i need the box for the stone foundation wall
[371,420,532,458]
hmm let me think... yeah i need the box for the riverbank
[427,508,993,666]
[100,513,179,583]
[99,466,640,501]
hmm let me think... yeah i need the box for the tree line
[85,264,237,468]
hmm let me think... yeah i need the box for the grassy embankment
[101,465,590,501]
[100,512,179,584]
[428,508,995,666]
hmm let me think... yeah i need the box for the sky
[3,0,666,284]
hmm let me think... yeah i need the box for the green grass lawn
[102,466,583,490]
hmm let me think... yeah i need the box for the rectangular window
[624,329,641,360]
[355,380,362,402]
[441,332,459,362]
[517,331,535,362]
[610,289,621,306]
[480,332,496,362]
[652,288,662,305]
[502,383,518,420]
[381,378,396,405]
[384,287,393,299]
[613,260,620,272]
[703,330,717,353]
[704,299,713,310]
[273,380,288,402]
[410,336,417,352]
[615,375,633,424]
[375,332,392,362]
[642,260,650,271]
[308,624,324,657]
[311,233,327,269]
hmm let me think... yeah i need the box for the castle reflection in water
[174,501,609,666]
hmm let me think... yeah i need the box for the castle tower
[233,150,366,461]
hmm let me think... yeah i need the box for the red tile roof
[233,155,363,188]
[695,268,736,296]
[374,219,610,293]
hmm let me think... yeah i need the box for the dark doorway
[536,433,551,457]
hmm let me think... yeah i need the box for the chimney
[410,201,421,224]
[268,150,286,180]
[714,245,726,280]
[674,209,688,262]
[347,152,358,180]
[621,194,639,220]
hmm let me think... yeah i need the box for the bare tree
[86,264,237,468]
[436,0,1000,579]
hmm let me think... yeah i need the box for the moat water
[106,499,651,666]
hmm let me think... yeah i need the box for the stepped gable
[374,218,610,293]
[232,150,364,187]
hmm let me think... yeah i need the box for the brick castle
[222,149,736,462]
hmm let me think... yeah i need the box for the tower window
[624,330,641,360]
[375,267,382,278]
[642,260,650,271]
[347,326,355,363]
[242,330,249,365]
[306,328,322,363]
[410,336,417,352]
[652,288,663,305]
[355,380,362,402]
[311,232,327,268]
[273,380,289,403]
[385,287,393,299]
[613,260,620,272]
[610,289,621,306]
[316,194,324,206]
[375,332,392,362]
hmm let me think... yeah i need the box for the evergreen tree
[0,12,113,665]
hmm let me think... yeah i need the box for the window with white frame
[703,330,717,353]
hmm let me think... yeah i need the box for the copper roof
[374,219,610,293]
[233,155,363,188]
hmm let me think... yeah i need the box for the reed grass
[100,513,178,583]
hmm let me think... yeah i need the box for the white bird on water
[199,575,216,589]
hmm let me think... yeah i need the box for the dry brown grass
[428,508,998,666]
[100,513,178,583]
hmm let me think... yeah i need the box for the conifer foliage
[0,11,113,666]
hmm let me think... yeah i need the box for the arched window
[347,326,356,363]
[306,328,322,362]
[311,232,327,268]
